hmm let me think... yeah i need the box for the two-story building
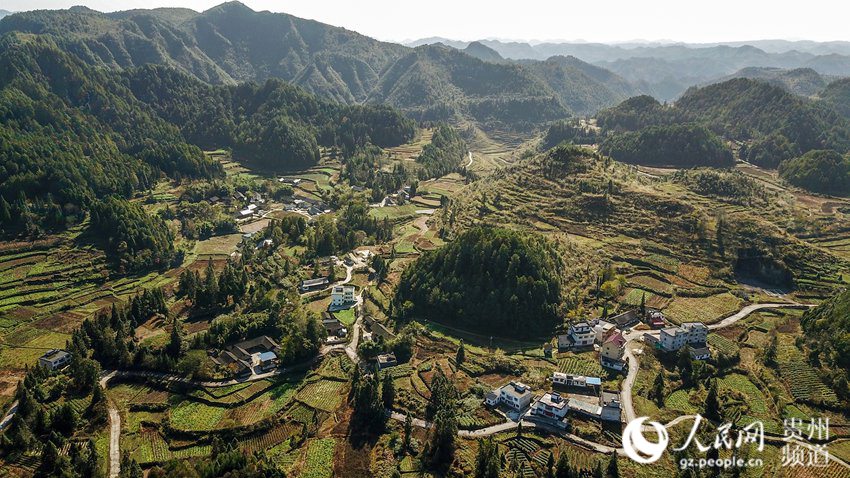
[39,349,71,371]
[600,390,622,422]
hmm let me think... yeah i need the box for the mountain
[366,43,567,128]
[0,3,637,128]
[462,41,503,62]
[0,10,11,20]
[712,67,829,97]
[521,56,640,115]
[0,2,409,103]
[412,38,850,100]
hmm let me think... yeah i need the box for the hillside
[442,145,849,300]
[819,78,850,119]
[778,149,850,196]
[367,43,568,129]
[599,124,734,168]
[0,33,415,234]
[801,290,850,383]
[597,79,850,164]
[714,67,829,97]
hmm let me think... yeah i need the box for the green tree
[652,372,665,406]
[382,371,396,409]
[474,437,501,478]
[456,340,466,365]
[704,379,721,422]
[555,451,571,478]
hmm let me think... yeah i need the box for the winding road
[620,302,814,425]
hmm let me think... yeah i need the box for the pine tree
[652,372,665,406]
[606,452,619,478]
[0,195,10,225]
[704,379,721,421]
[403,413,412,452]
[381,371,396,409]
[555,451,571,478]
[474,437,501,478]
[456,340,466,365]
[167,317,183,359]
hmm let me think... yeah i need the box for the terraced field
[776,345,838,405]
[296,378,347,412]
[557,355,604,377]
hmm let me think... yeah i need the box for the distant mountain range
[409,38,850,100]
[0,2,640,129]
[0,10,11,19]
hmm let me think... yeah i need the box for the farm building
[600,391,622,422]
[600,332,627,371]
[377,353,398,370]
[551,372,602,390]
[39,349,71,370]
[485,381,533,411]
[608,309,641,328]
[530,392,570,427]
[211,335,281,375]
[689,345,711,360]
[300,277,330,292]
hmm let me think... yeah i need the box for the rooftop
[538,392,568,410]
[41,349,69,361]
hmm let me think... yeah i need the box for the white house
[39,349,70,370]
[485,381,533,411]
[331,285,356,306]
[551,372,602,389]
[659,327,690,351]
[682,322,708,343]
[565,321,595,349]
[659,322,708,352]
[531,392,570,423]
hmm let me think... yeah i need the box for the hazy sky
[2,0,849,44]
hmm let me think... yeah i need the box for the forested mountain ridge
[0,2,638,127]
[598,78,850,156]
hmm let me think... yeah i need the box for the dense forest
[126,65,416,170]
[89,197,176,272]
[394,227,564,338]
[599,124,734,168]
[778,149,850,195]
[416,124,468,179]
[820,78,850,120]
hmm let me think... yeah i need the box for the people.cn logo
[622,417,669,464]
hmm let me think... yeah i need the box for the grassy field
[332,308,355,326]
